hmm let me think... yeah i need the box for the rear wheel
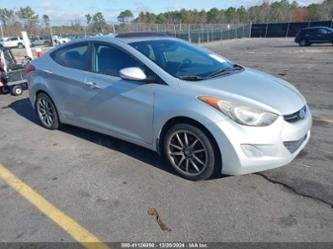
[299,39,307,47]
[163,123,219,180]
[0,86,10,94]
[299,39,311,47]
[35,92,60,130]
[11,85,23,96]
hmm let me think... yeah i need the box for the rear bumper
[206,107,312,175]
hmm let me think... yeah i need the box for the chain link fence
[116,23,252,43]
[3,18,330,47]
[251,20,333,38]
[0,20,252,46]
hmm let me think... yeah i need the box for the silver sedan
[26,34,312,180]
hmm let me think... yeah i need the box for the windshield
[129,39,237,80]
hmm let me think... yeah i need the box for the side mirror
[120,67,146,81]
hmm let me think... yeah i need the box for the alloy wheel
[36,96,55,128]
[167,130,208,176]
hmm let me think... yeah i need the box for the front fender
[152,88,227,150]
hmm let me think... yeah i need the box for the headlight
[198,96,278,126]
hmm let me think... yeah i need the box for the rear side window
[51,43,89,71]
[131,43,156,62]
[303,29,315,35]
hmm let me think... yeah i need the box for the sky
[0,0,324,23]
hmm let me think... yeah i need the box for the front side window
[51,43,89,71]
[92,43,144,77]
[130,39,236,80]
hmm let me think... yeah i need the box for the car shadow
[9,97,224,180]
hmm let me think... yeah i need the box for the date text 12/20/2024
[121,242,208,248]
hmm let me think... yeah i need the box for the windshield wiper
[178,75,206,81]
[207,64,244,79]
[178,64,243,81]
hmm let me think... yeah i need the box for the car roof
[115,32,168,38]
[46,33,179,54]
[65,33,176,44]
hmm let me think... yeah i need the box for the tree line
[0,0,332,36]
[134,0,333,24]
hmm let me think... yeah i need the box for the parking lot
[0,38,332,243]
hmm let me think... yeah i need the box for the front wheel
[35,93,60,130]
[11,85,23,96]
[163,123,219,180]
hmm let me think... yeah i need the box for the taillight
[25,64,35,74]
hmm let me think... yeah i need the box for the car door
[324,28,333,42]
[312,28,329,43]
[79,42,155,144]
[34,36,42,46]
[46,42,93,123]
[7,37,17,48]
[318,28,330,43]
[327,29,333,41]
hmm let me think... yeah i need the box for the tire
[35,92,61,130]
[163,123,220,181]
[299,39,307,47]
[0,86,10,94]
[11,85,23,96]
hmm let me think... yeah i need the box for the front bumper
[206,106,312,175]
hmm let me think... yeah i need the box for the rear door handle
[43,69,53,74]
[85,81,101,89]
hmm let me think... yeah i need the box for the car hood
[182,67,306,115]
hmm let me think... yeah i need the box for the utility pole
[0,24,3,38]
[112,23,116,33]
[265,23,269,38]
[49,25,54,47]
[249,22,252,38]
[286,23,290,38]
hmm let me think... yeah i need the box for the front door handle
[85,81,101,89]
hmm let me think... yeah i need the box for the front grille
[284,106,307,123]
[283,134,307,153]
